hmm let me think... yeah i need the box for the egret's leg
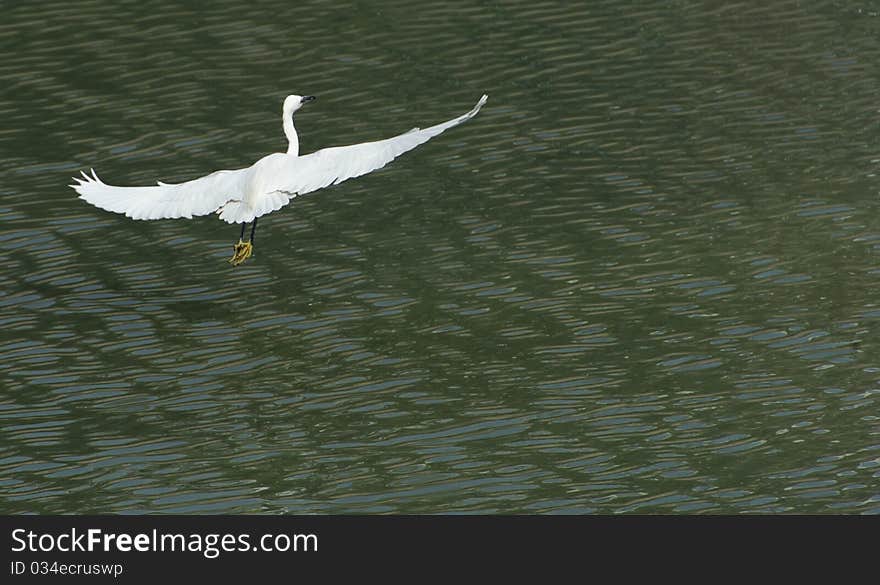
[229,222,252,265]
[231,218,257,265]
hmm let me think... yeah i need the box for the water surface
[2,0,880,513]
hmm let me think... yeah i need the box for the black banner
[0,515,872,580]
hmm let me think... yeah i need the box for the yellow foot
[228,239,254,266]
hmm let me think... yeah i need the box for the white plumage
[71,94,488,225]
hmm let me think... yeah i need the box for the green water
[2,0,880,513]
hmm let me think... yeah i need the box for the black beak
[301,96,316,104]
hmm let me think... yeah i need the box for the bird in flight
[71,93,488,266]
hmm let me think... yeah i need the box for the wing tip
[469,94,488,118]
[71,168,103,185]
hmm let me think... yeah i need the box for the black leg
[239,222,246,241]
[249,217,258,243]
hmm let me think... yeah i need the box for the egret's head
[283,94,316,115]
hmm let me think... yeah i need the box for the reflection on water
[2,0,880,513]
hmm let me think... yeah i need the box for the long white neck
[283,112,299,156]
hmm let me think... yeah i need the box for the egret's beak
[301,96,316,104]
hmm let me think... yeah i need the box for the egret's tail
[216,191,291,224]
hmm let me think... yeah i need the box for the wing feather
[71,167,248,220]
[267,95,488,199]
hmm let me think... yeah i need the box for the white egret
[72,93,489,265]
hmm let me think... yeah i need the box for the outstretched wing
[267,94,488,198]
[71,167,249,220]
